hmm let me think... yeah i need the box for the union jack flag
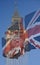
[2,10,40,59]
[25,10,40,51]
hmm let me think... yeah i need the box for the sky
[0,0,40,65]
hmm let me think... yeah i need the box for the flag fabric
[25,10,40,51]
[2,10,40,59]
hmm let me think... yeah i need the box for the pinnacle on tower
[13,0,19,17]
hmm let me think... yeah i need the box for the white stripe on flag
[3,34,16,50]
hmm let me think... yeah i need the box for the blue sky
[0,0,40,65]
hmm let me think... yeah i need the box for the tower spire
[13,0,19,17]
[14,0,18,11]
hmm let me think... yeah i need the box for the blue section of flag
[2,37,6,47]
[25,11,36,29]
[25,43,36,52]
[34,36,40,42]
[28,43,36,50]
[35,16,40,23]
